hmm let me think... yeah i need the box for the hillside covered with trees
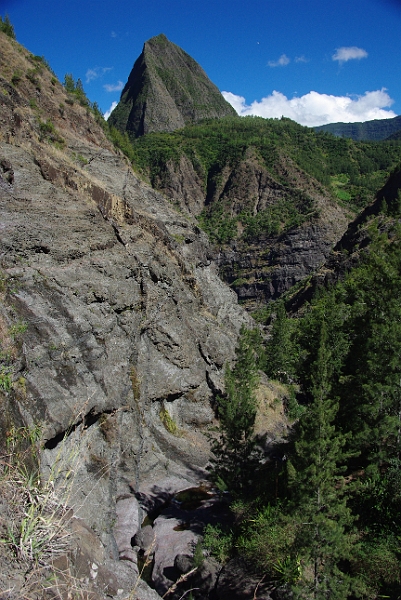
[128,116,401,236]
[314,114,401,142]
[206,210,401,599]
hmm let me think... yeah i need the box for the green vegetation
[106,115,401,246]
[159,406,180,435]
[0,422,100,597]
[0,14,16,39]
[315,114,401,141]
[11,69,22,86]
[0,366,12,391]
[209,326,261,494]
[63,73,92,107]
[62,73,106,129]
[207,218,401,598]
[38,118,64,146]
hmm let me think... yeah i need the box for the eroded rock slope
[0,32,251,597]
[152,145,350,308]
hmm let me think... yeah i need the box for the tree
[209,327,260,495]
[336,230,401,474]
[0,14,16,39]
[265,299,298,383]
[63,74,89,106]
[288,299,355,599]
[63,73,76,94]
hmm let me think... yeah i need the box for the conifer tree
[288,300,355,599]
[0,14,16,39]
[209,327,260,495]
[337,230,401,474]
[265,299,297,383]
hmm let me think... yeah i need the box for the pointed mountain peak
[108,34,236,137]
[146,33,169,46]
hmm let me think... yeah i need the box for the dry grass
[254,379,289,438]
[0,425,94,599]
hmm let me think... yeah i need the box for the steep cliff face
[284,165,401,313]
[0,32,251,597]
[108,33,237,137]
[152,146,350,308]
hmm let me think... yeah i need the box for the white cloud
[86,67,112,83]
[104,81,124,92]
[222,88,396,127]
[104,101,118,120]
[295,55,308,63]
[268,54,290,67]
[332,46,368,63]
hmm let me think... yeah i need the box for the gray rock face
[218,219,347,305]
[108,33,237,137]
[151,141,350,309]
[0,32,251,598]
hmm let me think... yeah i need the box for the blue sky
[2,0,401,126]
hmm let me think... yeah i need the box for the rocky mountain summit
[108,33,237,137]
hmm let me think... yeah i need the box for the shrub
[11,70,22,86]
[38,118,65,146]
[203,524,233,563]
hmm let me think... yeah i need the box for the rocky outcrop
[108,33,237,137]
[286,166,401,312]
[153,146,350,308]
[0,31,252,597]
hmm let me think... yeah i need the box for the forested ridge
[314,115,401,142]
[112,116,401,245]
[206,213,401,599]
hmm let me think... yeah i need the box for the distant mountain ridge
[314,114,401,141]
[108,33,236,137]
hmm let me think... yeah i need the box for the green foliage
[197,201,237,244]
[71,152,88,166]
[350,538,401,599]
[315,115,401,141]
[209,326,261,494]
[107,126,140,163]
[26,67,41,90]
[282,296,357,598]
[0,366,12,391]
[11,69,22,86]
[27,53,56,76]
[265,300,298,383]
[38,118,64,146]
[63,73,96,110]
[193,539,204,568]
[126,115,401,247]
[0,14,16,39]
[63,73,75,94]
[235,502,298,582]
[202,205,401,595]
[9,321,27,338]
[203,524,233,563]
[159,406,179,435]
